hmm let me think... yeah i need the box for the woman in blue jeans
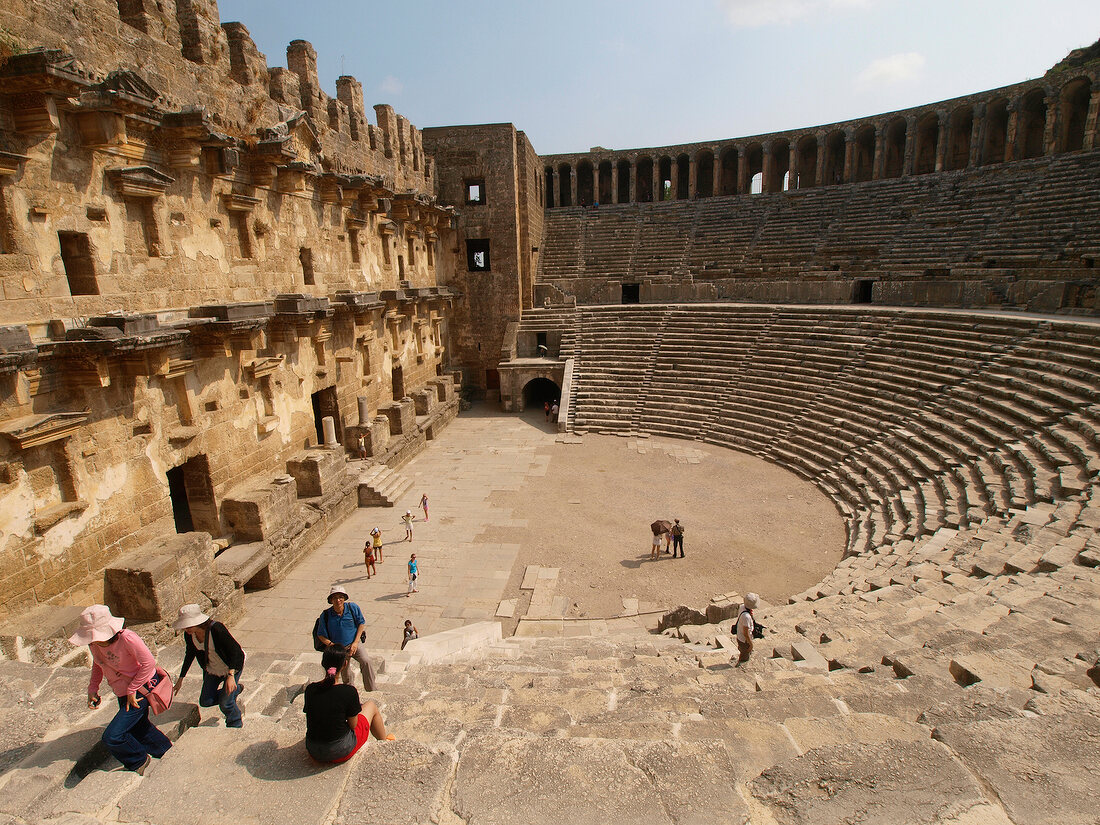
[172,604,246,727]
[69,605,172,774]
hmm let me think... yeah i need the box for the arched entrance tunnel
[522,377,561,413]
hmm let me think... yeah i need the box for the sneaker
[133,754,152,775]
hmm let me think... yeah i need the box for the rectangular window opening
[465,179,486,205]
[348,227,360,264]
[466,238,491,272]
[58,231,98,295]
[231,212,252,259]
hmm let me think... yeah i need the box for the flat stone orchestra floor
[232,405,844,655]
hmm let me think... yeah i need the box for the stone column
[611,162,620,203]
[651,162,659,203]
[550,167,558,208]
[842,129,855,183]
[569,164,578,207]
[815,134,826,186]
[737,150,748,194]
[669,162,679,200]
[322,416,338,447]
[934,112,948,172]
[1005,99,1020,162]
[629,161,637,202]
[712,149,721,196]
[1042,91,1057,156]
[902,116,917,176]
[872,124,885,180]
[687,156,697,199]
[357,396,370,426]
[969,104,985,168]
[761,141,773,193]
[788,143,798,190]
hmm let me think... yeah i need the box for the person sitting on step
[303,645,394,763]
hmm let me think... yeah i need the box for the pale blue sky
[217,0,1100,155]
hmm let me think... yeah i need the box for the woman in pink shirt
[69,605,172,774]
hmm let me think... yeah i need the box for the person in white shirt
[735,592,759,665]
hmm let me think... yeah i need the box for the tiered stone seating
[539,151,1100,282]
[568,304,1100,557]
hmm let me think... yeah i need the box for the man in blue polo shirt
[315,585,376,691]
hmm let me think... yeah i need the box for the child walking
[419,493,429,522]
[363,540,376,579]
[406,554,419,596]
[402,510,414,542]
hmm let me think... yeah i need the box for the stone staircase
[356,462,413,507]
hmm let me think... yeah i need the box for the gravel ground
[489,410,846,619]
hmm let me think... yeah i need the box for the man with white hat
[314,585,376,691]
[734,593,759,666]
[69,605,172,774]
[172,604,246,727]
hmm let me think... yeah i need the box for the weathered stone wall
[422,125,544,395]
[0,0,460,621]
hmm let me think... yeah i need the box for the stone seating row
[568,304,1100,555]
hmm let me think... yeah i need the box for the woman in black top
[173,604,246,728]
[304,645,394,763]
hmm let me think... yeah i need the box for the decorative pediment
[0,412,88,450]
[107,166,174,198]
[245,356,284,379]
[98,70,161,106]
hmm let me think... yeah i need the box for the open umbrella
[650,519,672,536]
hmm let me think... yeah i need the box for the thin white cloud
[718,0,875,28]
[378,75,403,96]
[856,51,926,87]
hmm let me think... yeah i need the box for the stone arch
[823,130,845,185]
[635,156,654,202]
[695,149,714,198]
[1018,88,1047,159]
[597,161,613,204]
[557,163,573,207]
[544,166,555,208]
[852,126,875,182]
[719,147,738,195]
[522,377,561,412]
[945,106,973,171]
[658,156,673,201]
[676,154,690,199]
[1058,77,1092,152]
[616,159,631,203]
[982,98,1009,165]
[795,135,817,189]
[745,143,763,194]
[914,112,940,175]
[577,161,595,207]
[883,117,906,178]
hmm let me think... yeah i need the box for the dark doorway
[854,279,875,304]
[621,283,640,304]
[390,366,404,401]
[522,377,561,413]
[167,454,218,534]
[311,386,343,445]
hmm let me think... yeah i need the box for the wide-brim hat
[172,603,210,630]
[328,584,350,602]
[68,605,125,645]
[744,592,759,609]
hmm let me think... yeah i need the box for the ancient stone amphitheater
[0,2,1099,823]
